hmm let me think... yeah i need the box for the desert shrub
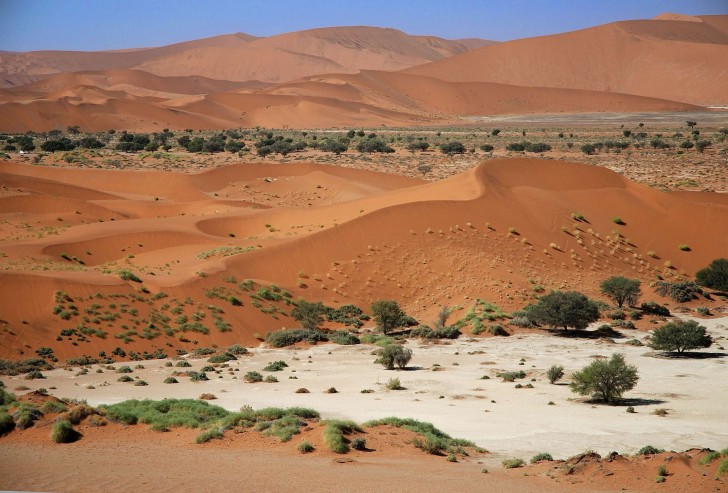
[40,401,66,414]
[103,398,228,430]
[244,371,263,383]
[264,376,278,383]
[188,371,209,382]
[717,459,728,478]
[0,412,15,435]
[531,452,553,463]
[164,377,178,384]
[263,360,288,372]
[66,404,96,424]
[699,451,721,465]
[638,445,664,455]
[297,440,315,453]
[0,358,53,376]
[510,311,535,328]
[351,437,366,450]
[134,380,148,386]
[526,291,600,330]
[207,353,237,364]
[640,301,670,316]
[488,324,507,336]
[365,416,474,455]
[649,320,712,354]
[195,428,223,444]
[329,331,360,345]
[356,139,394,153]
[410,325,461,339]
[118,270,142,283]
[24,370,45,380]
[386,377,404,390]
[546,365,564,384]
[175,361,192,367]
[439,141,466,155]
[51,420,80,443]
[117,365,133,373]
[191,347,215,357]
[570,354,638,403]
[376,345,412,370]
[117,375,133,382]
[323,420,363,453]
[479,144,494,152]
[506,142,526,152]
[654,281,703,303]
[502,458,525,468]
[227,344,248,355]
[0,388,17,406]
[695,258,728,292]
[498,371,526,382]
[265,328,327,348]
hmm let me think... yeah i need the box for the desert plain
[1,9,728,493]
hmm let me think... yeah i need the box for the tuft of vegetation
[323,420,363,453]
[502,458,525,468]
[654,281,703,303]
[297,440,315,453]
[531,452,553,463]
[351,437,367,450]
[195,428,223,444]
[102,398,229,429]
[207,353,237,364]
[265,328,327,348]
[51,419,80,443]
[638,445,665,455]
[244,371,264,383]
[364,417,474,456]
[0,412,15,435]
[600,276,641,308]
[386,377,404,390]
[262,360,288,372]
[695,258,728,292]
[546,365,564,384]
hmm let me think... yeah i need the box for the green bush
[265,329,327,348]
[640,302,670,316]
[364,417,474,455]
[695,258,728,292]
[329,331,360,345]
[531,452,553,463]
[637,445,664,455]
[207,353,237,364]
[175,361,192,367]
[386,377,404,390]
[323,420,363,453]
[195,428,223,444]
[117,375,133,382]
[103,398,229,430]
[227,344,248,355]
[164,377,178,384]
[40,401,66,414]
[188,371,209,381]
[717,459,728,478]
[498,371,526,382]
[0,412,15,435]
[654,281,703,303]
[546,365,564,384]
[297,440,315,453]
[526,291,600,330]
[502,458,525,468]
[351,437,366,450]
[51,420,80,443]
[600,277,641,308]
[244,371,263,383]
[0,387,17,406]
[263,360,288,372]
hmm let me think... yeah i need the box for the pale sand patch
[8,316,727,461]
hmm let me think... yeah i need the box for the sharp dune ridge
[1,158,726,359]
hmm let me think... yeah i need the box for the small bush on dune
[297,440,315,453]
[699,451,721,465]
[637,445,665,455]
[351,437,367,450]
[195,428,223,444]
[531,452,553,463]
[364,417,474,455]
[51,420,80,443]
[502,458,525,468]
[323,420,363,454]
[13,404,42,429]
[66,404,96,425]
[329,331,360,345]
[717,459,728,478]
[0,412,15,435]
[40,401,66,414]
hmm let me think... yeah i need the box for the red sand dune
[1,158,726,359]
[0,27,493,88]
[405,15,728,106]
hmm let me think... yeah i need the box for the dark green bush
[207,353,237,364]
[51,420,80,443]
[244,371,263,383]
[0,412,15,435]
[262,361,288,372]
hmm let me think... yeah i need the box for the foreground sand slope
[1,158,726,359]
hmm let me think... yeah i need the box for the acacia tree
[695,258,728,292]
[371,300,408,334]
[526,291,600,330]
[291,300,327,331]
[600,276,641,308]
[649,320,712,354]
[570,353,639,403]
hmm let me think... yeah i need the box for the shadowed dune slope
[405,15,728,106]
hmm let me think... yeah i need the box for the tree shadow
[546,326,626,339]
[618,397,667,407]
[653,351,726,360]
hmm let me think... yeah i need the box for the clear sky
[1,0,727,52]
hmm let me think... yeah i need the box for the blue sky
[1,0,726,51]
